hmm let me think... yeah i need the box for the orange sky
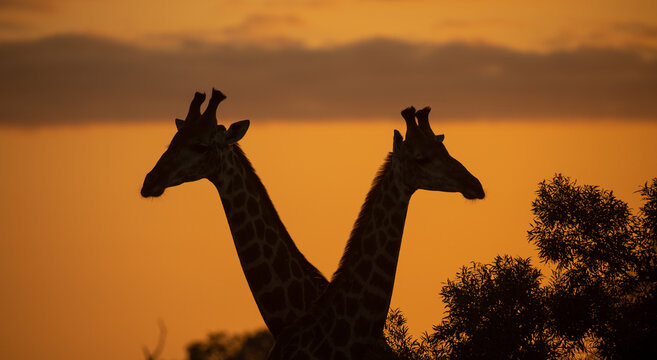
[2,0,657,51]
[1,120,657,360]
[1,1,657,360]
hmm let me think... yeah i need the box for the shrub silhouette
[187,329,273,360]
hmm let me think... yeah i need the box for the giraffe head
[392,106,485,199]
[141,89,250,198]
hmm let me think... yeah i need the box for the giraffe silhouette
[141,89,329,337]
[267,106,485,359]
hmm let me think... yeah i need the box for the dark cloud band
[1,35,656,125]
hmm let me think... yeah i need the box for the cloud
[219,14,306,48]
[0,18,27,31]
[1,34,656,125]
[546,21,657,56]
[223,14,304,37]
[0,0,55,11]
[613,22,657,38]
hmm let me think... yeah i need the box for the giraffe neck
[329,152,413,338]
[207,144,328,338]
[268,153,413,359]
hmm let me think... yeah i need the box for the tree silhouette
[529,175,657,358]
[428,255,562,359]
[387,175,657,359]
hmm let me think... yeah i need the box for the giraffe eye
[190,143,210,153]
[415,156,431,165]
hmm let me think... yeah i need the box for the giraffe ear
[436,134,445,142]
[393,129,404,153]
[224,120,250,145]
[175,118,185,131]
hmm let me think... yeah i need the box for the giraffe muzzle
[462,176,485,200]
[141,172,166,198]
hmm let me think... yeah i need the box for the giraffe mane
[331,152,394,282]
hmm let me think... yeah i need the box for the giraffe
[267,106,485,360]
[141,89,329,337]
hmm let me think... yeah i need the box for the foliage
[384,308,435,360]
[428,255,563,359]
[186,329,273,360]
[528,175,657,358]
[384,175,657,359]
